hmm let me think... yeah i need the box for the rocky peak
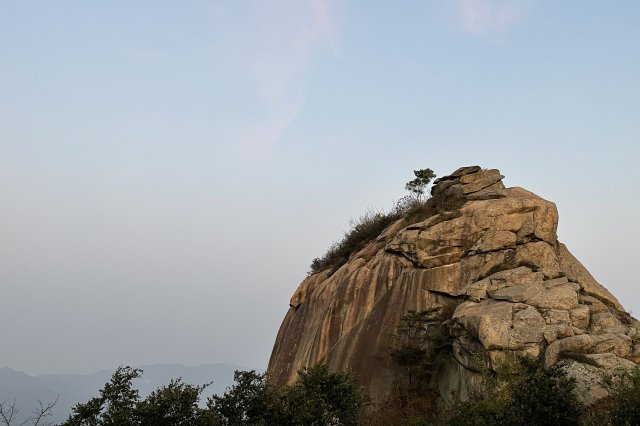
[432,165,505,199]
[268,166,637,405]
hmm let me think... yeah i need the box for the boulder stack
[268,166,638,405]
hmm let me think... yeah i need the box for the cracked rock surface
[268,166,637,404]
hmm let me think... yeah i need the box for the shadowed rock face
[268,166,638,404]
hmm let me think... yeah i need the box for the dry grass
[308,189,467,275]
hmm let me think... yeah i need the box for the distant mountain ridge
[0,363,258,425]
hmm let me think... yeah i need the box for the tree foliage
[62,365,365,426]
[207,370,274,425]
[364,309,450,425]
[210,366,367,426]
[309,168,438,275]
[445,356,582,426]
[597,366,640,426]
[62,366,211,426]
[384,309,450,398]
[405,169,436,202]
[283,365,367,426]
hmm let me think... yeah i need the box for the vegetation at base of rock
[52,357,640,425]
[209,365,367,425]
[360,310,449,425]
[62,365,366,426]
[362,353,583,425]
[364,311,584,425]
[63,366,212,426]
[444,356,582,426]
[580,367,640,426]
[608,368,640,425]
[383,310,451,399]
[309,168,447,275]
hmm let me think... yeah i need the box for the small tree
[63,366,213,426]
[282,365,367,426]
[366,309,449,425]
[405,169,436,202]
[64,366,142,426]
[385,309,449,397]
[207,370,273,425]
[137,379,211,426]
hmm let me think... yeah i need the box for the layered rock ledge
[268,166,637,404]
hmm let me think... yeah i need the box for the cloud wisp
[232,0,338,164]
[454,0,529,36]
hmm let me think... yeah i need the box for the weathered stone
[543,310,574,343]
[400,264,465,296]
[269,165,639,407]
[570,305,591,330]
[436,359,485,404]
[485,266,544,295]
[451,165,482,178]
[559,359,610,406]
[514,241,561,278]
[431,179,459,196]
[512,306,547,347]
[527,284,579,310]
[461,242,559,286]
[388,192,560,274]
[544,276,569,288]
[470,230,517,254]
[591,333,632,358]
[493,282,543,303]
[545,334,596,367]
[579,294,609,313]
[628,345,640,363]
[557,243,625,312]
[459,169,502,184]
[462,173,505,194]
[453,300,544,351]
[452,336,486,372]
[581,353,637,370]
[466,278,489,302]
[465,185,507,201]
[590,312,626,334]
[290,270,332,308]
[487,345,541,370]
[441,183,466,201]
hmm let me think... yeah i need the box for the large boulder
[268,166,637,405]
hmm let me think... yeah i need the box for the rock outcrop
[268,166,638,404]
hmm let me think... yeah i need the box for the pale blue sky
[1,1,639,374]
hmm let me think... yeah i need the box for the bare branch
[22,396,58,426]
[0,399,20,426]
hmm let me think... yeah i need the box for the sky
[1,0,639,375]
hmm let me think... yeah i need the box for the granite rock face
[268,166,637,404]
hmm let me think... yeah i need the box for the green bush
[209,365,367,426]
[63,366,212,426]
[280,365,368,426]
[600,367,640,426]
[445,356,582,426]
[63,365,366,426]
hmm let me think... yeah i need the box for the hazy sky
[1,1,639,375]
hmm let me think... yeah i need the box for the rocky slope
[268,166,639,404]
